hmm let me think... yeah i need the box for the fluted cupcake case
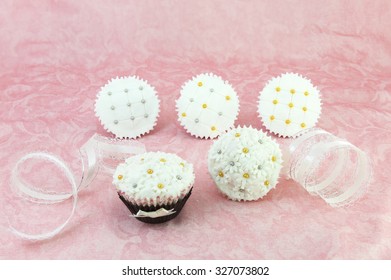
[113,152,195,223]
[118,189,192,224]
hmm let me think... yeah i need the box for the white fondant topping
[258,73,322,138]
[176,73,240,139]
[208,126,283,201]
[113,152,194,203]
[95,76,160,139]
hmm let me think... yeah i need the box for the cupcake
[113,152,195,223]
[258,72,322,138]
[208,126,283,201]
[95,76,160,139]
[176,73,240,139]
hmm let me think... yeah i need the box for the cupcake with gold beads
[113,152,195,223]
[208,126,283,201]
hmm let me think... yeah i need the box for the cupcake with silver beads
[113,152,195,223]
[95,76,160,139]
[208,126,283,201]
[176,73,240,139]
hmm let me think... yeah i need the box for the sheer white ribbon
[8,129,372,241]
[8,134,146,241]
[283,128,372,207]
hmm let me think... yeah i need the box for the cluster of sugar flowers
[113,152,194,206]
[208,126,283,201]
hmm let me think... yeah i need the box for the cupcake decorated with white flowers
[208,126,283,201]
[113,152,195,223]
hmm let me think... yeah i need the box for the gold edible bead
[264,180,270,186]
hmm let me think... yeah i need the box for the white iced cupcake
[208,126,283,201]
[176,73,240,139]
[258,72,322,138]
[113,152,195,223]
[95,76,160,139]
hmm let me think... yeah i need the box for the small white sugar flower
[223,160,242,174]
[210,147,225,161]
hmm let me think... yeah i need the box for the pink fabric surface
[0,0,391,259]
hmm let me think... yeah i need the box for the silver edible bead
[144,114,149,118]
[258,139,263,144]
[130,116,135,120]
[217,150,222,154]
[110,106,115,110]
[141,99,146,104]
[218,112,223,116]
[210,88,214,92]
[189,98,194,102]
[127,102,131,107]
[139,86,144,90]
[124,88,128,93]
[258,165,262,170]
[107,92,112,96]
[229,161,235,166]
[114,120,118,124]
[176,175,182,180]
[194,118,199,123]
[132,184,137,188]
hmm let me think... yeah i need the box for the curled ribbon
[284,128,372,207]
[8,134,146,241]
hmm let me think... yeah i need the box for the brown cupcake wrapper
[118,187,193,224]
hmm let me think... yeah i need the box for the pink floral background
[0,0,390,259]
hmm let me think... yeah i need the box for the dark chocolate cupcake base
[118,188,193,224]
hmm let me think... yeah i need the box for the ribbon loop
[8,134,146,241]
[284,128,372,207]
